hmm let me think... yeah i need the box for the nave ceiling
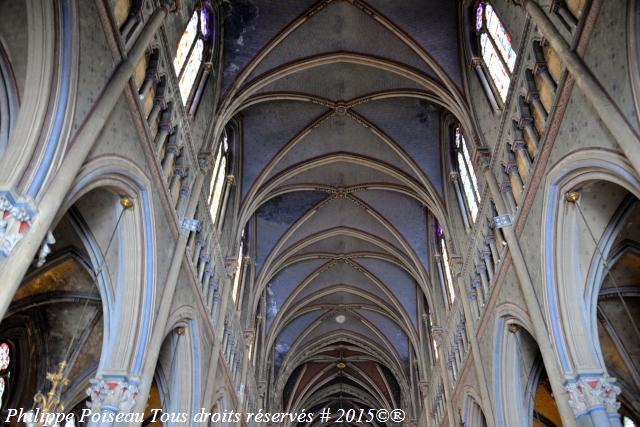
[216,0,470,417]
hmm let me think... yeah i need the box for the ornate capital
[565,375,621,416]
[450,255,464,277]
[198,151,214,172]
[165,143,181,156]
[474,147,492,170]
[86,376,141,413]
[0,191,37,257]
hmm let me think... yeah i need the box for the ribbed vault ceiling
[217,0,466,420]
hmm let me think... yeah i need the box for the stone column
[449,171,470,232]
[432,327,457,427]
[454,264,497,426]
[161,141,181,181]
[147,76,166,125]
[131,154,209,412]
[471,57,500,111]
[533,40,557,92]
[484,166,579,427]
[503,155,524,205]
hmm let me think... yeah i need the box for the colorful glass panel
[209,137,228,224]
[485,5,517,71]
[200,8,211,39]
[476,3,484,31]
[0,343,8,371]
[173,11,198,76]
[0,377,4,408]
[481,33,510,101]
[455,128,481,221]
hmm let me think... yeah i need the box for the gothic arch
[62,155,157,376]
[541,148,640,375]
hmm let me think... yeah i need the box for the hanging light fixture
[24,196,133,427]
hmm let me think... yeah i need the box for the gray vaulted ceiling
[217,0,467,418]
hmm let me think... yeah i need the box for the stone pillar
[169,167,188,207]
[533,40,557,92]
[432,327,457,427]
[484,166,579,427]
[147,76,166,125]
[138,50,159,99]
[471,57,500,110]
[499,176,517,215]
[161,141,181,181]
[154,108,173,159]
[503,155,524,205]
[450,171,470,232]
[510,125,532,183]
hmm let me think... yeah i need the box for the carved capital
[565,375,621,416]
[198,151,214,172]
[86,376,141,413]
[450,255,464,277]
[0,191,37,257]
[474,147,492,170]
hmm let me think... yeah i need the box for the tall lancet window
[232,229,246,306]
[0,342,11,409]
[209,131,230,226]
[173,4,214,107]
[436,224,456,305]
[476,2,517,102]
[454,126,481,222]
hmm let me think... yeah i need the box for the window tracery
[453,126,481,223]
[475,2,517,102]
[173,4,215,108]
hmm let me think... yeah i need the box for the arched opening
[0,191,115,423]
[497,318,564,427]
[578,181,640,423]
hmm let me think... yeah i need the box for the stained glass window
[454,127,481,222]
[0,342,10,408]
[209,133,230,225]
[173,6,213,105]
[476,2,517,102]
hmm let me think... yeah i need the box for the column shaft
[484,168,578,427]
